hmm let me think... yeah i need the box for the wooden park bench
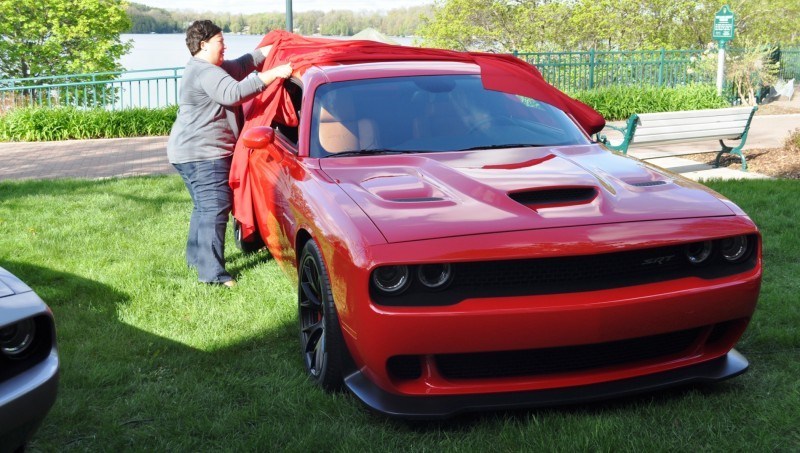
[597,106,758,171]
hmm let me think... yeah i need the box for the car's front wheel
[298,240,345,390]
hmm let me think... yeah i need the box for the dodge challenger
[231,37,761,419]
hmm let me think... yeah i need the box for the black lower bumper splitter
[344,349,749,420]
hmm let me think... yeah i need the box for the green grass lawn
[1,176,798,451]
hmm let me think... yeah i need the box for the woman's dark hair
[185,20,222,56]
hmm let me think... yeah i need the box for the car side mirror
[242,126,275,149]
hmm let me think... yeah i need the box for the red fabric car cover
[230,30,606,241]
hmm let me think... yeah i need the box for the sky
[135,1,434,14]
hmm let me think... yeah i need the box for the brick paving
[0,136,172,180]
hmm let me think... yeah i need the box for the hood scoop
[628,180,668,187]
[509,187,598,209]
[359,174,450,203]
[392,196,445,202]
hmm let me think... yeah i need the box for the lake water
[113,34,414,109]
[121,34,414,71]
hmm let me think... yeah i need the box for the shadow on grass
[0,258,299,449]
[228,248,274,279]
[0,176,183,204]
[0,257,208,377]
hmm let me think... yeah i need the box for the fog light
[0,318,36,358]
[720,236,749,262]
[685,241,713,265]
[372,265,411,295]
[417,263,453,290]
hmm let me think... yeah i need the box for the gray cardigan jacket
[167,50,267,164]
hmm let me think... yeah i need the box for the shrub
[0,106,178,142]
[571,84,730,121]
[785,128,800,153]
[689,42,780,106]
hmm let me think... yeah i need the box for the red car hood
[319,145,735,243]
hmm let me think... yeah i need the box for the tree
[126,3,180,33]
[382,7,432,37]
[295,11,325,35]
[0,0,131,79]
[685,1,800,48]
[319,10,357,36]
[248,13,285,35]
[418,0,800,52]
[229,14,246,34]
[418,0,517,51]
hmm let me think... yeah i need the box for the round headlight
[0,318,36,358]
[372,265,411,295]
[417,264,453,290]
[685,241,713,265]
[720,236,749,262]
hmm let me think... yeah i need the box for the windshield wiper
[457,143,546,151]
[328,149,421,157]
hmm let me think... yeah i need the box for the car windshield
[310,74,590,157]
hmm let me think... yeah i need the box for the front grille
[371,235,758,306]
[452,246,685,289]
[435,327,702,380]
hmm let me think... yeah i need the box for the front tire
[298,240,345,390]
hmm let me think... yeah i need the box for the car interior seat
[317,91,378,154]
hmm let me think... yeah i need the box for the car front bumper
[0,288,60,452]
[326,217,761,416]
[0,350,59,451]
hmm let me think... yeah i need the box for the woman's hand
[258,63,293,85]
[270,63,293,79]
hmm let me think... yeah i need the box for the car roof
[305,60,481,83]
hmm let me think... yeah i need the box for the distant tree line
[125,3,432,37]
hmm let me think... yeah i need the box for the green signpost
[713,5,736,95]
[712,5,735,48]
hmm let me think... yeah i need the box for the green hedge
[0,85,730,141]
[0,106,178,142]
[572,84,729,121]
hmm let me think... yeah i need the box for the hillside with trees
[125,3,432,37]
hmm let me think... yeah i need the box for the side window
[273,80,303,146]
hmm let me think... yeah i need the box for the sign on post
[712,5,736,95]
[712,5,735,47]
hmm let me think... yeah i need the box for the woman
[167,20,292,287]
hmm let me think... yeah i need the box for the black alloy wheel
[298,240,345,390]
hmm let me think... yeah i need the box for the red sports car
[233,42,761,419]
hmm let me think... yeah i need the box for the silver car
[0,266,58,451]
